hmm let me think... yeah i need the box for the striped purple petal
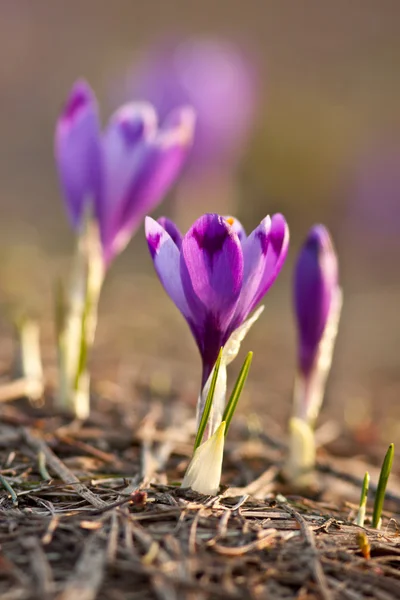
[157,217,183,249]
[294,225,339,376]
[180,213,243,381]
[247,213,289,313]
[104,106,195,264]
[55,80,102,229]
[100,102,158,263]
[145,216,191,319]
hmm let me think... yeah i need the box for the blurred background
[0,0,399,454]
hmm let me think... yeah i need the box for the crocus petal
[181,421,226,495]
[180,214,244,380]
[244,213,289,318]
[231,216,272,325]
[224,215,247,242]
[294,225,339,375]
[157,217,183,249]
[105,106,195,263]
[145,216,192,320]
[100,102,158,263]
[55,80,102,229]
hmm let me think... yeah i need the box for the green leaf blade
[372,443,394,529]
[222,351,253,436]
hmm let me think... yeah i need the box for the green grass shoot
[222,351,253,436]
[193,348,223,451]
[356,471,369,527]
[372,443,394,529]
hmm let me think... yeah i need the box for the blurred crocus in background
[146,212,289,434]
[54,79,195,417]
[286,225,342,485]
[343,143,400,282]
[119,37,258,221]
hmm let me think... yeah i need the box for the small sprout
[356,471,370,527]
[0,474,18,506]
[37,451,52,482]
[372,443,394,529]
[14,316,44,404]
[357,531,371,560]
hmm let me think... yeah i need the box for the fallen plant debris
[1,392,400,600]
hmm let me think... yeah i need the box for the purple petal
[100,102,158,262]
[231,216,272,325]
[180,213,243,380]
[248,214,289,312]
[157,217,183,249]
[145,217,191,319]
[224,215,247,242]
[55,80,102,229]
[104,106,195,264]
[294,225,339,376]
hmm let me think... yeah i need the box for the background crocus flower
[294,225,340,383]
[55,79,195,266]
[54,79,194,417]
[122,38,258,174]
[294,225,341,394]
[146,212,289,426]
[287,225,342,485]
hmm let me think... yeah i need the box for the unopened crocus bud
[286,225,342,486]
[182,421,226,495]
[293,225,342,424]
[294,226,339,378]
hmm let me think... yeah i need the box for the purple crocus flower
[146,213,289,386]
[55,79,195,265]
[294,225,340,379]
[126,38,258,174]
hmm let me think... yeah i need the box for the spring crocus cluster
[286,225,342,485]
[146,212,289,429]
[56,79,195,266]
[54,79,195,416]
[126,38,257,174]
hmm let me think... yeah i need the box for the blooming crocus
[124,37,258,174]
[146,212,289,429]
[287,225,342,485]
[54,79,194,417]
[182,421,226,495]
[56,79,195,266]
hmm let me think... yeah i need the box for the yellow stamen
[226,217,235,226]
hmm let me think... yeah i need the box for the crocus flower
[293,225,341,413]
[287,225,342,485]
[146,212,289,425]
[125,38,258,174]
[55,79,195,266]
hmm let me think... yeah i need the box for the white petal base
[182,422,226,495]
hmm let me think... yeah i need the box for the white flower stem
[56,215,104,418]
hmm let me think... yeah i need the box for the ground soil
[1,386,400,600]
